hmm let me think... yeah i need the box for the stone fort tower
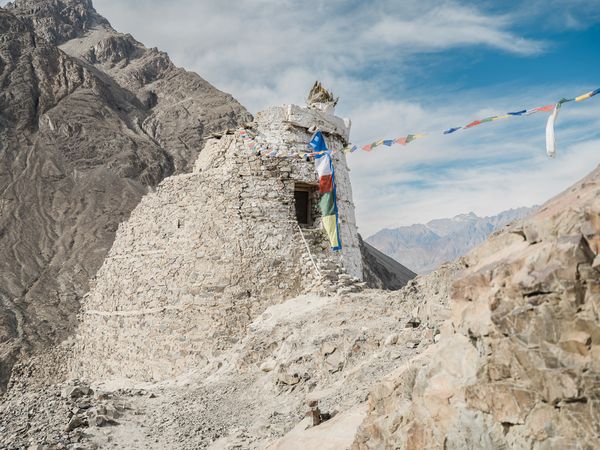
[72,84,413,381]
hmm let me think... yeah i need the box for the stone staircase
[296,226,366,295]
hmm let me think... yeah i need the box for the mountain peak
[367,206,536,274]
[5,0,110,44]
[450,212,478,222]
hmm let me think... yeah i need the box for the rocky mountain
[367,207,536,274]
[352,164,600,450]
[0,0,251,391]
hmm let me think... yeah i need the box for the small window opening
[294,184,317,226]
[295,190,310,225]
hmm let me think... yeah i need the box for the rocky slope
[1,154,597,449]
[0,264,458,449]
[359,236,416,290]
[367,207,535,274]
[0,0,251,391]
[351,165,600,449]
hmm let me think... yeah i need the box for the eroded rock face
[353,165,600,449]
[0,0,250,391]
[7,0,253,173]
[5,0,109,45]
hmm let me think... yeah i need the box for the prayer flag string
[332,87,598,158]
[235,87,598,160]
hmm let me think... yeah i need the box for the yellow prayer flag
[321,215,340,248]
[576,92,593,102]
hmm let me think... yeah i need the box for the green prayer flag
[319,192,336,216]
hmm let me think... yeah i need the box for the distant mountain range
[366,207,536,274]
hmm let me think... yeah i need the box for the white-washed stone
[71,100,365,382]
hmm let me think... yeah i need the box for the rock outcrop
[0,0,250,391]
[360,236,417,290]
[352,165,600,449]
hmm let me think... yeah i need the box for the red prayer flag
[465,120,481,128]
[319,175,333,193]
[536,104,555,112]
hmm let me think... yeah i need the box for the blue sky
[4,0,599,235]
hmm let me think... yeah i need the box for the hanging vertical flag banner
[311,131,342,251]
[546,103,561,158]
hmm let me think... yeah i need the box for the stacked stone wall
[252,106,363,279]
[74,136,328,380]
[73,104,366,381]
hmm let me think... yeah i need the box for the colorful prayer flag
[319,192,336,216]
[321,215,340,249]
[319,174,333,193]
[313,132,341,251]
[444,127,461,134]
[535,105,555,112]
[546,103,561,158]
[576,91,594,102]
[315,152,332,177]
[309,131,328,152]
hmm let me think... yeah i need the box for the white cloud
[91,0,545,112]
[364,5,544,55]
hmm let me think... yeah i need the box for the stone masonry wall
[251,105,363,279]
[72,130,358,381]
[72,102,366,382]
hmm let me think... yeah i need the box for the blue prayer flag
[383,140,394,146]
[309,131,328,152]
[507,110,527,116]
[444,127,461,134]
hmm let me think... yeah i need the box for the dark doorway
[294,189,310,225]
